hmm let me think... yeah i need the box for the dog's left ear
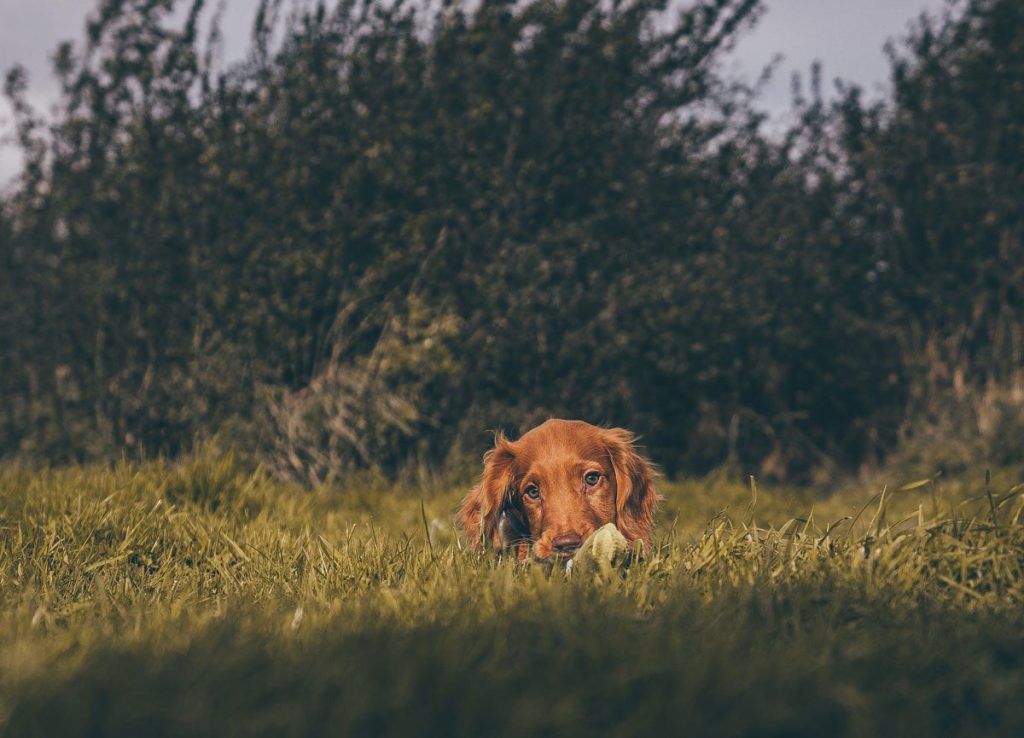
[601,427,658,548]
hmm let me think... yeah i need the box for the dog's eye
[524,485,541,500]
[584,471,601,486]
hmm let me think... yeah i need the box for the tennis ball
[567,523,631,578]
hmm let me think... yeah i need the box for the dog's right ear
[460,432,517,552]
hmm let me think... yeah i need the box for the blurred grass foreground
[2,454,1024,736]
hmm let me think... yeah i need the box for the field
[2,453,1024,737]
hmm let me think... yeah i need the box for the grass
[1,451,1024,737]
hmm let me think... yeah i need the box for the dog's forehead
[514,420,607,467]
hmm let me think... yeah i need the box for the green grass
[2,452,1024,737]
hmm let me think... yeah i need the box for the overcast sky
[0,0,946,187]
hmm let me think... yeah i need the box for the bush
[1,0,1021,479]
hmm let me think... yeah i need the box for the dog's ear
[601,427,658,548]
[460,432,518,551]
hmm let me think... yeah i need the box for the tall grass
[1,452,1023,736]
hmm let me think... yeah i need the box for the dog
[459,419,658,561]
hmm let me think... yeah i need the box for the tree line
[1,0,1021,481]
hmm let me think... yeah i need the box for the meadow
[1,1,1022,735]
[2,452,1024,736]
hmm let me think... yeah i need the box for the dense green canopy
[1,0,1021,480]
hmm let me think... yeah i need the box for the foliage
[2,456,1024,735]
[835,0,1024,420]
[1,0,1022,478]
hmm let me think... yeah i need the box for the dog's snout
[552,533,583,555]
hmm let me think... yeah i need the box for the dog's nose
[552,533,583,555]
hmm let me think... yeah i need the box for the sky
[0,0,947,187]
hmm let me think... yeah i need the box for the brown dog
[459,419,658,561]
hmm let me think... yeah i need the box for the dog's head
[459,419,658,560]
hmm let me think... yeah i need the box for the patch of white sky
[0,0,947,189]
